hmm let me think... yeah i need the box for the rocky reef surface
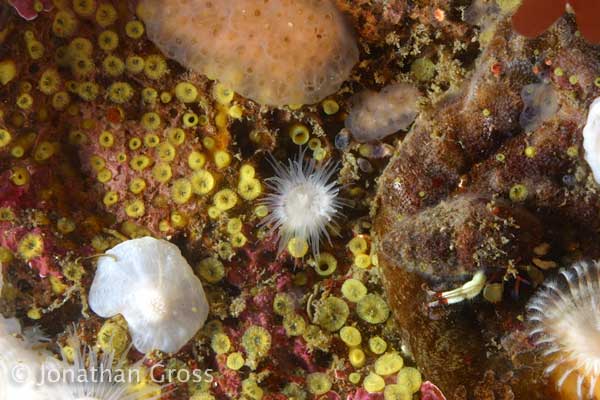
[1,0,599,399]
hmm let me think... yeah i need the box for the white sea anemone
[46,340,163,400]
[583,97,600,184]
[262,151,345,256]
[89,237,209,354]
[527,260,600,399]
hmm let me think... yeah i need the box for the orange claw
[511,0,567,38]
[512,0,600,44]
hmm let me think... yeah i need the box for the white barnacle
[527,260,600,399]
[583,97,600,184]
[89,237,209,354]
[261,151,345,256]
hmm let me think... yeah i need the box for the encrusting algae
[3,0,600,399]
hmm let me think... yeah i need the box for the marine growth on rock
[139,0,359,106]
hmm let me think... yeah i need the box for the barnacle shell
[89,237,209,353]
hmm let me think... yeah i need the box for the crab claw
[428,271,486,307]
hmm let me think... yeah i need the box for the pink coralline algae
[421,381,447,400]
[8,0,53,20]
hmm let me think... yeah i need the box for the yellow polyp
[239,164,255,180]
[188,151,207,170]
[52,91,71,110]
[313,147,326,161]
[157,142,176,162]
[287,237,308,258]
[152,163,172,183]
[306,373,332,396]
[197,256,225,283]
[175,82,198,103]
[141,87,158,104]
[16,93,33,110]
[103,191,119,206]
[308,138,321,150]
[73,0,96,17]
[56,217,76,234]
[144,133,160,148]
[384,384,412,400]
[107,82,134,104]
[144,54,168,80]
[0,247,13,265]
[207,206,221,219]
[313,252,337,276]
[10,166,30,186]
[341,279,367,302]
[273,293,295,316]
[374,352,404,376]
[255,205,268,218]
[141,112,161,131]
[238,178,262,201]
[0,207,15,222]
[96,3,117,27]
[27,307,42,320]
[0,129,12,148]
[211,332,231,354]
[228,105,243,119]
[363,373,385,393]
[128,137,142,151]
[77,81,100,101]
[348,236,368,255]
[98,30,119,52]
[97,169,112,183]
[170,211,187,228]
[202,137,216,151]
[226,218,243,234]
[97,321,129,356]
[158,220,170,232]
[90,156,106,172]
[130,155,150,172]
[524,145,537,158]
[289,124,310,145]
[322,99,340,115]
[167,128,186,146]
[226,352,244,370]
[214,83,234,105]
[349,348,366,368]
[231,232,247,247]
[126,55,145,74]
[27,41,45,60]
[171,178,193,204]
[53,10,78,38]
[99,131,114,148]
[283,313,306,336]
[215,110,228,129]
[288,104,303,110]
[354,253,371,269]
[214,150,231,169]
[160,91,172,103]
[0,60,17,85]
[125,200,145,218]
[349,372,361,385]
[396,367,423,394]
[18,233,43,260]
[191,170,215,194]
[214,189,238,211]
[125,20,145,39]
[49,276,68,295]
[340,326,362,347]
[38,69,61,95]
[183,112,199,128]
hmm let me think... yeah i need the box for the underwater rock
[519,82,558,132]
[89,237,209,353]
[375,15,600,399]
[345,83,420,143]
[380,194,542,283]
[139,0,359,106]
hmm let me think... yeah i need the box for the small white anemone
[527,260,600,399]
[262,151,345,256]
[47,338,164,400]
[89,237,209,354]
[583,97,600,184]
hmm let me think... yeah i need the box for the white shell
[583,97,600,184]
[89,237,209,353]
